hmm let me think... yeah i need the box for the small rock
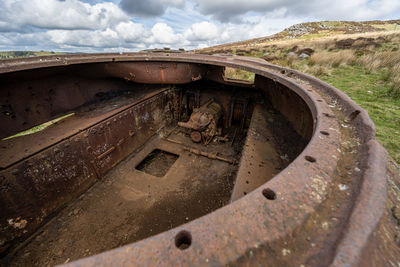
[341,141,353,150]
[282,248,291,256]
[73,209,79,215]
[8,218,28,229]
[299,53,309,59]
[338,184,348,191]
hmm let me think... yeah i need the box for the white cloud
[47,29,121,48]
[115,21,148,42]
[0,0,129,31]
[194,0,400,22]
[147,23,181,44]
[0,0,399,52]
[119,0,185,17]
[161,0,185,6]
[185,21,219,41]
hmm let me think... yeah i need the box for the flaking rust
[178,98,222,144]
[0,53,398,267]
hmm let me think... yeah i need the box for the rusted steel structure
[0,53,398,266]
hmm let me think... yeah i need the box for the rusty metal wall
[0,62,206,140]
[0,88,178,253]
[0,53,395,266]
[255,74,314,141]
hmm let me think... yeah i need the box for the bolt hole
[175,230,192,250]
[320,131,330,136]
[246,180,249,184]
[305,156,316,163]
[243,192,247,195]
[262,188,276,200]
[323,113,335,118]
[317,99,323,102]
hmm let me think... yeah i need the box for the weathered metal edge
[55,54,340,266]
[0,54,387,266]
[232,56,388,266]
[331,140,387,266]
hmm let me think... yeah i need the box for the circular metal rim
[0,53,387,266]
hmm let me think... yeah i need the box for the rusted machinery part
[178,99,222,144]
[189,131,202,143]
[0,53,393,266]
[182,147,236,165]
[164,138,235,164]
[178,100,221,131]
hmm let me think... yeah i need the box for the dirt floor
[6,125,245,266]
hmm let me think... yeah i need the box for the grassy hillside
[197,19,400,53]
[0,51,63,59]
[198,20,400,164]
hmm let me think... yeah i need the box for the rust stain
[0,53,395,267]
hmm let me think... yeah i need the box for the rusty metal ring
[0,53,387,266]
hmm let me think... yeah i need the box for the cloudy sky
[0,0,399,52]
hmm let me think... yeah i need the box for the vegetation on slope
[0,51,62,59]
[199,26,400,164]
[197,19,400,53]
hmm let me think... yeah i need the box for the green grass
[229,53,400,164]
[279,56,400,163]
[3,113,75,140]
[225,67,255,81]
[0,51,63,60]
[201,20,400,164]
[316,66,400,163]
[300,31,340,40]
[373,23,399,31]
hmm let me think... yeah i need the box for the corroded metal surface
[178,99,222,144]
[1,88,178,254]
[0,53,397,266]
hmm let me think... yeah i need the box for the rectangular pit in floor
[1,76,309,266]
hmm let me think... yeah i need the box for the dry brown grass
[224,67,255,81]
[206,29,400,97]
[388,63,400,96]
[224,31,399,53]
[388,34,400,43]
[309,50,356,67]
[358,51,400,71]
[301,64,331,76]
[357,51,400,96]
